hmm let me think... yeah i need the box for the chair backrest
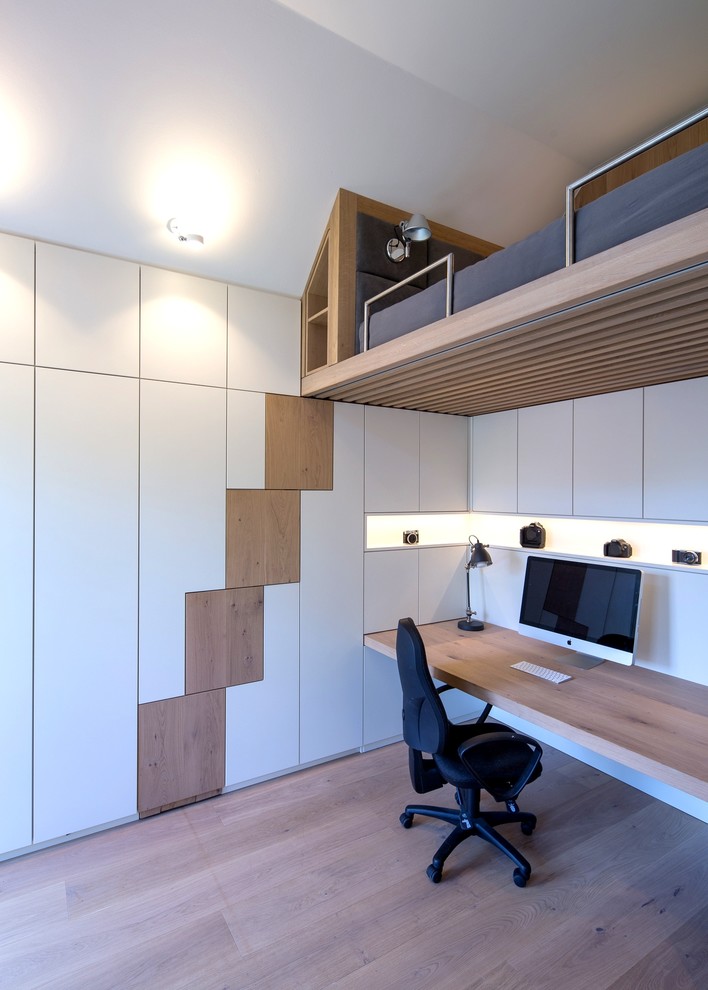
[396,617,450,757]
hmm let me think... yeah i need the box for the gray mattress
[359,141,708,352]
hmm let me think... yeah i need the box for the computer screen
[518,555,643,667]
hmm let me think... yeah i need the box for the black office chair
[395,617,543,887]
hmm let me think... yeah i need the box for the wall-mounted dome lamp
[386,212,432,262]
[166,218,204,249]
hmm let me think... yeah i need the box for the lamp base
[458,618,484,632]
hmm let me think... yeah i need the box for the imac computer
[518,555,643,668]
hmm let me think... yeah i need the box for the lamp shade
[469,538,493,568]
[402,213,432,242]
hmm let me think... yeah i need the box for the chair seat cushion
[434,722,541,792]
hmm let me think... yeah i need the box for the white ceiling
[1,0,706,298]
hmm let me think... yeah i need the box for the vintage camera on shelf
[603,538,632,558]
[672,549,702,565]
[520,522,546,549]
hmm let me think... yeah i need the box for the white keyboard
[511,661,573,684]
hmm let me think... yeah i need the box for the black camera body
[520,522,546,549]
[604,538,632,558]
[672,549,702,565]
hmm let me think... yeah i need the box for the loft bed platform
[300,109,708,417]
[302,208,708,416]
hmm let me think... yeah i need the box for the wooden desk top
[365,621,708,803]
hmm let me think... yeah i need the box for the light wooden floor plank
[607,902,708,990]
[1,741,706,990]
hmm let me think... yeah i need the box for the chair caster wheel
[426,864,442,883]
[400,812,413,829]
[513,868,529,888]
[521,822,534,836]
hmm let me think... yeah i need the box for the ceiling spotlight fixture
[386,212,432,262]
[166,217,204,248]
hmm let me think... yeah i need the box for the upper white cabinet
[470,376,708,523]
[420,412,468,511]
[471,409,518,512]
[36,243,139,376]
[518,401,573,515]
[365,406,419,512]
[141,267,227,387]
[228,284,300,396]
[644,378,708,521]
[366,406,468,513]
[574,389,643,518]
[0,233,34,365]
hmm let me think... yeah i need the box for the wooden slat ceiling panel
[351,295,708,407]
[339,274,708,397]
[304,260,708,417]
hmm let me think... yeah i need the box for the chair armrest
[457,731,543,802]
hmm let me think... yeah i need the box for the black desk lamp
[458,534,493,632]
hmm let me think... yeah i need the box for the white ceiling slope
[0,0,706,298]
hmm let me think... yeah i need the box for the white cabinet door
[34,369,139,843]
[36,243,139,376]
[644,377,708,521]
[228,284,300,396]
[367,407,468,513]
[226,583,300,784]
[141,267,227,387]
[363,647,403,749]
[364,549,419,633]
[518,401,573,515]
[227,388,265,489]
[365,405,420,512]
[139,380,226,703]
[418,545,467,624]
[471,409,518,512]
[0,363,34,853]
[0,233,34,365]
[573,389,643,518]
[300,403,364,763]
[420,412,468,511]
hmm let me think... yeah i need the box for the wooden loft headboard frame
[300,189,500,376]
[566,105,708,265]
[301,109,708,417]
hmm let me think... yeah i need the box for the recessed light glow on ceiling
[148,150,237,247]
[0,94,29,194]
